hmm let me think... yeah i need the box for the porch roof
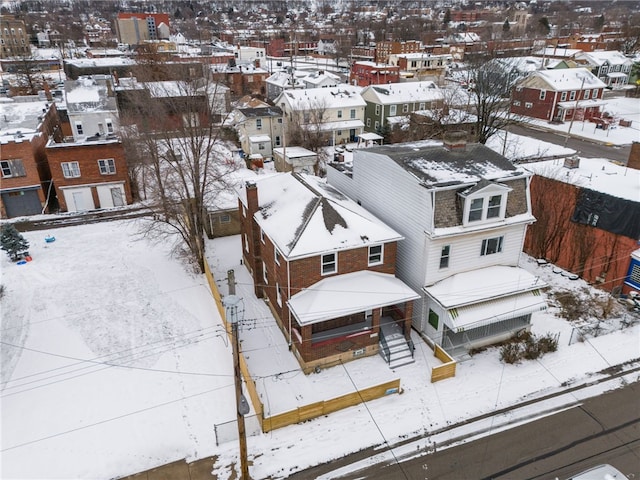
[556,99,607,109]
[288,271,420,326]
[441,290,547,333]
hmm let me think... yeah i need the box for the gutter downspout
[287,257,292,349]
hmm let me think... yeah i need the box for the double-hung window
[0,159,26,178]
[98,158,116,175]
[368,245,383,266]
[440,245,450,269]
[468,198,484,222]
[486,195,502,218]
[321,253,336,275]
[275,248,281,266]
[481,236,504,256]
[61,161,80,178]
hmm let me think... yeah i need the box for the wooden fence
[261,379,401,433]
[203,260,402,435]
[430,344,456,383]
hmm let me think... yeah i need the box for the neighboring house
[210,61,269,98]
[387,53,452,82]
[510,68,607,123]
[64,58,137,81]
[575,50,633,89]
[63,75,119,142]
[115,78,227,131]
[46,137,131,212]
[523,155,640,295]
[0,17,30,58]
[302,70,341,89]
[0,100,61,218]
[265,69,306,101]
[360,81,443,134]
[233,105,284,162]
[274,84,366,146]
[533,46,582,61]
[327,136,547,355]
[238,173,419,372]
[235,45,267,70]
[272,146,317,173]
[375,40,422,64]
[349,61,400,87]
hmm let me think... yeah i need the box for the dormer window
[460,182,511,226]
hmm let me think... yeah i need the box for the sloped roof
[288,271,420,326]
[577,50,631,66]
[237,106,283,118]
[355,140,526,188]
[277,84,365,110]
[519,68,607,92]
[238,173,403,259]
[361,81,442,105]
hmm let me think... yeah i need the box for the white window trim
[440,245,450,269]
[262,260,268,284]
[97,158,116,175]
[368,244,383,266]
[481,235,504,256]
[321,252,337,275]
[275,248,281,266]
[61,161,81,178]
[260,228,265,243]
[461,188,510,226]
[276,282,282,306]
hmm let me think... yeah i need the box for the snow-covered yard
[1,217,639,480]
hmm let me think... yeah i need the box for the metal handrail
[379,331,391,364]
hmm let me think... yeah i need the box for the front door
[110,187,124,207]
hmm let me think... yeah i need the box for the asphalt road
[508,123,632,164]
[292,381,640,480]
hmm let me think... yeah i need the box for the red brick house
[46,138,132,212]
[349,61,400,87]
[523,156,640,294]
[510,68,607,123]
[238,173,419,373]
[0,101,61,218]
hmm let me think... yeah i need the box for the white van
[565,464,627,479]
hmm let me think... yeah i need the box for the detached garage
[61,186,95,212]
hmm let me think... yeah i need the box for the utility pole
[223,273,250,479]
[564,75,586,147]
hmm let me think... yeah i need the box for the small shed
[272,146,317,174]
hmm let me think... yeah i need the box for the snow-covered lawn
[2,217,639,480]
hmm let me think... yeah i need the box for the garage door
[1,189,42,218]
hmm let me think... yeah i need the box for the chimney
[443,130,468,151]
[106,79,114,97]
[245,180,259,215]
[627,141,640,171]
[42,82,53,101]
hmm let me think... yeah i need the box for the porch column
[300,324,313,360]
[404,301,414,339]
[372,308,380,335]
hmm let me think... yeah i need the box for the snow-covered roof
[576,50,632,66]
[524,157,640,202]
[521,68,607,92]
[237,173,403,259]
[65,76,117,113]
[424,265,546,308]
[288,271,420,326]
[0,99,50,143]
[65,57,136,68]
[356,140,527,188]
[265,70,306,89]
[248,134,271,143]
[273,146,316,158]
[534,46,582,58]
[277,84,365,111]
[361,81,442,105]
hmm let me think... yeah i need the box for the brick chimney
[628,142,640,170]
[443,130,468,151]
[245,180,258,215]
[42,82,53,101]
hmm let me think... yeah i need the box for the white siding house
[327,137,547,355]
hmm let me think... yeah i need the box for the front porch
[286,270,419,373]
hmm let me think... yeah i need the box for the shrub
[500,343,522,364]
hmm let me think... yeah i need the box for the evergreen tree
[0,224,30,261]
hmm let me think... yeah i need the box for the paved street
[509,123,632,164]
[292,378,640,480]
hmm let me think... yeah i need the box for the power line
[0,382,235,453]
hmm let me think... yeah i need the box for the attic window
[321,253,337,275]
[461,184,511,226]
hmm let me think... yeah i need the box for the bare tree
[465,57,524,144]
[120,74,238,273]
